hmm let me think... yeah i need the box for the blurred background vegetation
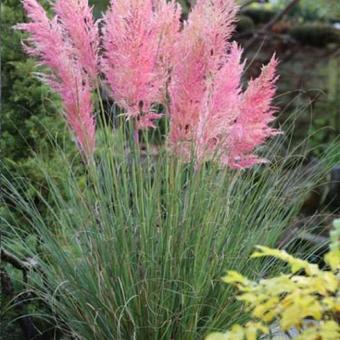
[1,0,339,338]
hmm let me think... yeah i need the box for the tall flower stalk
[168,0,279,168]
[101,0,180,134]
[16,0,98,158]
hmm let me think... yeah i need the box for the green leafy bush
[236,15,255,34]
[242,8,276,24]
[289,24,340,47]
[274,0,340,22]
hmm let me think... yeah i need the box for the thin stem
[95,79,106,125]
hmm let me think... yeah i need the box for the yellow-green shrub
[207,220,340,340]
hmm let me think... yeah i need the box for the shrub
[289,24,340,47]
[241,8,276,25]
[236,15,255,34]
[206,219,340,340]
[273,0,340,22]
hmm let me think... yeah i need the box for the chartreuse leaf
[207,225,340,340]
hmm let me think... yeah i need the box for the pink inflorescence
[101,0,180,130]
[16,0,98,158]
[17,0,279,169]
[168,0,279,168]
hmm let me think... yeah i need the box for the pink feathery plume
[189,0,239,70]
[168,0,239,160]
[168,36,207,159]
[136,113,163,130]
[169,0,279,169]
[101,0,180,130]
[16,0,97,157]
[153,0,181,67]
[195,43,244,164]
[226,55,279,169]
[54,0,99,80]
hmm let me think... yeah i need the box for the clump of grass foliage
[2,119,339,339]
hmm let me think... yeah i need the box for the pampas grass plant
[3,122,338,339]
